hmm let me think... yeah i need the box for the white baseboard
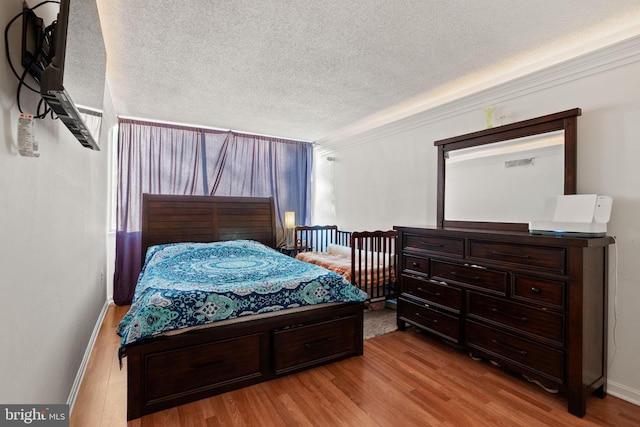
[607,380,640,407]
[67,299,110,414]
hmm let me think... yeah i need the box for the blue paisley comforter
[117,240,367,348]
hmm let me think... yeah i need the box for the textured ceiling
[91,0,640,143]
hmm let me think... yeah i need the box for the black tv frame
[38,0,100,150]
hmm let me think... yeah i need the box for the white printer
[529,194,612,237]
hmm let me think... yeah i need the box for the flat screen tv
[40,0,102,150]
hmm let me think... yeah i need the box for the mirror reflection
[444,130,565,223]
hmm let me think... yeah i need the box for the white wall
[0,0,109,405]
[314,35,640,405]
[105,83,118,302]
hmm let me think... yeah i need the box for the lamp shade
[284,211,296,229]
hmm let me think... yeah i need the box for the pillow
[326,243,352,258]
[327,243,395,265]
[354,250,396,267]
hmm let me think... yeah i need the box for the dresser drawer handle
[464,263,487,270]
[530,287,541,294]
[491,308,528,322]
[417,287,441,296]
[420,242,444,248]
[491,339,528,355]
[491,251,530,259]
[415,312,438,324]
[450,271,480,280]
[189,358,229,372]
[304,337,333,349]
[412,262,420,267]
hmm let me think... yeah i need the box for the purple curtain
[206,132,312,231]
[114,120,206,305]
[114,119,313,305]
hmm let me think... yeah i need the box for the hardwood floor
[71,304,640,426]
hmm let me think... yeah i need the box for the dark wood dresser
[394,225,613,417]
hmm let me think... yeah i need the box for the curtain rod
[117,115,313,144]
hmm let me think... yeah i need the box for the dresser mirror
[435,108,581,231]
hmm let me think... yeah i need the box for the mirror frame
[434,108,581,231]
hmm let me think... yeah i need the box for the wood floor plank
[71,303,640,426]
[306,366,378,426]
[268,374,320,426]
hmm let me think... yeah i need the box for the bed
[118,194,366,420]
[294,226,397,306]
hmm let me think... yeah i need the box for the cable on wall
[4,0,60,117]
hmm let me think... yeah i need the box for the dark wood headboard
[141,194,276,263]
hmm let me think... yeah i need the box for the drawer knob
[491,251,530,259]
[421,242,444,248]
[189,358,229,372]
[491,339,528,355]
[464,263,487,270]
[530,287,541,294]
[304,337,333,349]
[451,271,480,280]
[417,287,441,297]
[415,312,438,324]
[491,308,528,322]
[412,262,419,267]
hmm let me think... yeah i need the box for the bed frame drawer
[145,334,264,404]
[273,315,359,374]
[126,302,364,420]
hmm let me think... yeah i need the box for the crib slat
[351,230,397,304]
[294,225,342,253]
[294,226,398,305]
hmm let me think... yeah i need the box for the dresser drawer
[404,234,464,258]
[402,275,461,311]
[273,316,358,374]
[146,334,263,403]
[431,260,507,295]
[400,298,460,342]
[466,321,564,382]
[512,275,565,309]
[467,292,564,344]
[403,255,429,276]
[469,240,566,273]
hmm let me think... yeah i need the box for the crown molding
[315,34,640,156]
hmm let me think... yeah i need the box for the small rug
[363,308,398,340]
